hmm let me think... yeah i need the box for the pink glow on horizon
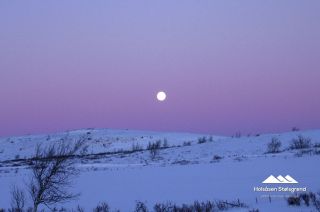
[0,1,319,137]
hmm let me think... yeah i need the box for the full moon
[156,91,167,101]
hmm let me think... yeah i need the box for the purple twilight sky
[0,1,320,137]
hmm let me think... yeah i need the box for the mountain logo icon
[262,175,298,184]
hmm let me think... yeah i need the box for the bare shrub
[314,198,320,211]
[28,136,86,212]
[134,201,148,212]
[153,199,246,212]
[300,193,310,206]
[46,135,51,141]
[183,141,191,146]
[10,185,25,211]
[197,137,207,144]
[216,200,246,210]
[307,192,320,211]
[287,192,320,210]
[314,143,320,148]
[287,196,301,206]
[154,202,173,212]
[212,155,223,162]
[147,141,161,160]
[292,127,300,131]
[93,202,109,212]
[290,135,312,149]
[77,205,85,212]
[267,137,282,153]
[193,201,214,211]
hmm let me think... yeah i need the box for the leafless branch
[28,136,86,212]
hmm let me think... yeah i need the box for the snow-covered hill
[0,129,320,211]
[0,128,221,161]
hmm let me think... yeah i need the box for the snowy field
[0,128,320,211]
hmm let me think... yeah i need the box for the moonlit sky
[0,1,320,137]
